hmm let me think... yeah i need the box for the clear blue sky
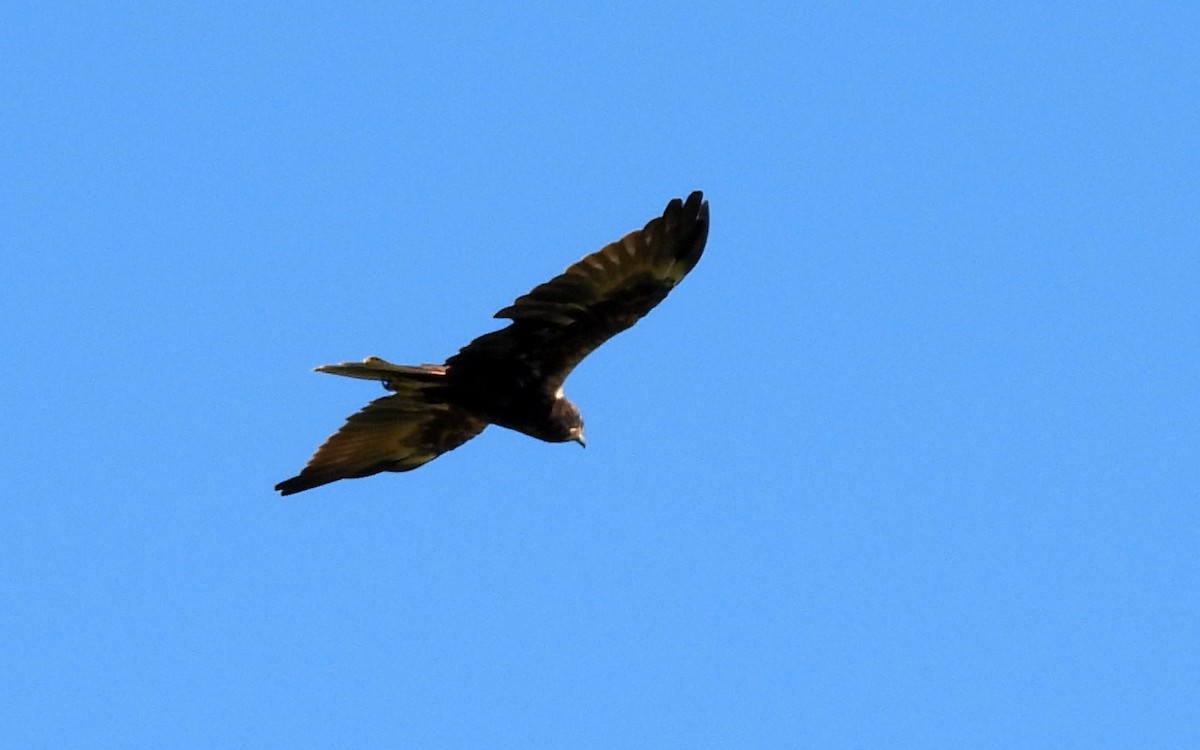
[4,3,1197,747]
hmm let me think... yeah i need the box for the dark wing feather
[275,366,485,495]
[445,191,709,394]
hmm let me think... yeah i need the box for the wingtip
[275,473,332,496]
[667,191,708,223]
[274,477,303,496]
[664,190,709,273]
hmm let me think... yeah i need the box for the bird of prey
[275,191,709,495]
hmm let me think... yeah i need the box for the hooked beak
[573,432,587,448]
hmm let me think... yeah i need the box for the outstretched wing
[275,363,485,495]
[445,191,709,395]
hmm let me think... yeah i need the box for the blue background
[4,2,1197,747]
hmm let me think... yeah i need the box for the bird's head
[548,391,586,448]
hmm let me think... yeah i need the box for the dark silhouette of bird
[275,191,709,495]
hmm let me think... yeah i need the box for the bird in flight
[275,191,709,495]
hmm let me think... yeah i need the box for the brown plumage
[275,191,709,495]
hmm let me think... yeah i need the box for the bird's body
[276,191,709,495]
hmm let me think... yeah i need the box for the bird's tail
[314,356,447,392]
